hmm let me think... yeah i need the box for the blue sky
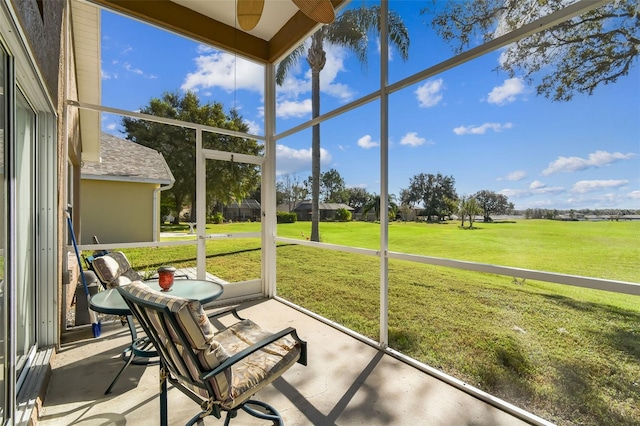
[100,2,640,211]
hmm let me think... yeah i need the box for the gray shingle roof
[227,199,261,209]
[81,132,174,184]
[291,200,354,211]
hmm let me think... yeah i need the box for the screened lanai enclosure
[62,1,640,424]
[0,0,638,424]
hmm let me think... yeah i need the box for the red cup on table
[157,266,176,291]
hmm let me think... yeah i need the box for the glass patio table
[90,279,224,394]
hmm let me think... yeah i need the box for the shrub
[211,212,224,224]
[277,211,297,223]
[335,208,352,222]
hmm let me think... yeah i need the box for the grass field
[122,219,640,425]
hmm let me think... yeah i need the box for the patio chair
[117,281,307,426]
[86,250,188,289]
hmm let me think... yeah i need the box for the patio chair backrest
[117,281,306,420]
[88,251,143,289]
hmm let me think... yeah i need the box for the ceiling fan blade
[292,0,335,24]
[237,0,265,31]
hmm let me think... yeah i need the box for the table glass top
[89,279,224,315]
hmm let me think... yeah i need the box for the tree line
[278,168,514,225]
[522,208,640,220]
[120,92,632,228]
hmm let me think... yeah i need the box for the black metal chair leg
[160,363,168,426]
[241,400,283,426]
[104,345,135,394]
[104,316,157,394]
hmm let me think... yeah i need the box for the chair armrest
[207,307,245,322]
[200,327,307,382]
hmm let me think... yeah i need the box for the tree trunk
[190,191,197,224]
[308,32,326,242]
[173,196,184,224]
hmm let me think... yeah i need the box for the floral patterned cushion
[213,319,302,409]
[91,251,142,289]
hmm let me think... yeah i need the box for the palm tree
[363,194,398,222]
[276,5,410,241]
[458,196,468,228]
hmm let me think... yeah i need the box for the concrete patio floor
[39,298,531,425]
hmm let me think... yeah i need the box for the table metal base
[104,316,158,394]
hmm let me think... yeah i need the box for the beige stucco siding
[80,180,159,244]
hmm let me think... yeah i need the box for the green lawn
[122,219,640,425]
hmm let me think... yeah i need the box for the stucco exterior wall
[80,180,159,244]
[10,0,72,348]
[10,0,65,103]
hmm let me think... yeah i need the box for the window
[0,44,6,425]
[14,90,37,386]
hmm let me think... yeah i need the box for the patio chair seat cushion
[91,251,143,288]
[121,281,302,410]
[212,319,302,410]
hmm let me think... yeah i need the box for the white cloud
[317,44,356,101]
[572,180,629,194]
[101,69,114,80]
[529,180,545,189]
[357,135,379,149]
[499,188,529,198]
[276,99,311,118]
[276,144,332,175]
[453,122,513,135]
[534,186,564,194]
[400,132,430,147]
[243,119,261,135]
[499,184,564,198]
[415,79,444,108]
[275,42,355,104]
[543,150,637,175]
[122,62,156,79]
[123,62,143,75]
[629,190,640,199]
[105,122,117,131]
[487,78,526,105]
[376,37,394,61]
[499,170,527,181]
[181,49,264,93]
[197,45,214,54]
[276,74,310,99]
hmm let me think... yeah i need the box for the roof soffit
[84,0,348,64]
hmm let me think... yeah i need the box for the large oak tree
[425,0,639,101]
[122,91,262,223]
[402,173,458,221]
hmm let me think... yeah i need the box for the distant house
[80,132,174,244]
[280,200,354,221]
[225,199,261,222]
